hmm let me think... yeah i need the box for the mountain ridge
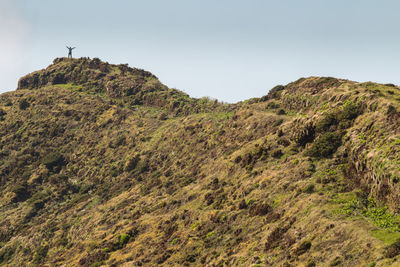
[1,58,400,266]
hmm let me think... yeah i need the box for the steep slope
[1,58,400,266]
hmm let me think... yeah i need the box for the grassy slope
[0,59,400,266]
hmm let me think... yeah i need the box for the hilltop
[1,57,400,266]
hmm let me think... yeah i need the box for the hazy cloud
[0,0,30,91]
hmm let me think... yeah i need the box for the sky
[1,0,400,103]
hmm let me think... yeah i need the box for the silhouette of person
[66,46,76,58]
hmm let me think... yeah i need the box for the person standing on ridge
[66,46,75,58]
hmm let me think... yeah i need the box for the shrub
[117,234,130,247]
[314,77,340,88]
[305,132,342,158]
[315,112,337,132]
[387,105,398,116]
[114,135,126,147]
[234,155,242,164]
[295,240,311,255]
[337,101,360,121]
[28,191,49,212]
[385,83,396,87]
[51,73,65,84]
[238,199,247,209]
[277,109,286,115]
[271,149,283,159]
[124,155,139,172]
[303,184,315,194]
[10,182,30,202]
[263,85,285,100]
[19,99,30,110]
[266,101,280,109]
[295,125,315,147]
[43,152,65,169]
[135,159,149,173]
[249,202,271,216]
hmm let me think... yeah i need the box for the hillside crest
[1,59,400,266]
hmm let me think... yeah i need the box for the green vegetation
[315,112,337,132]
[305,132,343,158]
[338,196,400,230]
[0,58,399,266]
[42,152,65,169]
[116,234,130,247]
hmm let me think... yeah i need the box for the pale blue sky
[1,0,400,102]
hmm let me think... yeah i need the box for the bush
[43,152,65,170]
[303,184,315,194]
[266,101,280,109]
[315,112,337,132]
[314,77,340,88]
[10,182,30,202]
[277,109,286,115]
[114,135,126,147]
[263,85,285,100]
[117,234,130,247]
[271,149,283,159]
[249,202,271,216]
[124,155,139,172]
[295,124,315,147]
[19,99,30,110]
[28,191,49,211]
[135,159,149,173]
[295,240,311,255]
[387,105,398,116]
[305,132,342,158]
[238,199,247,209]
[337,101,360,121]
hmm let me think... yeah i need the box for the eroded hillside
[1,58,400,266]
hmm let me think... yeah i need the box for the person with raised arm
[66,46,76,58]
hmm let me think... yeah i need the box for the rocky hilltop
[1,57,400,266]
